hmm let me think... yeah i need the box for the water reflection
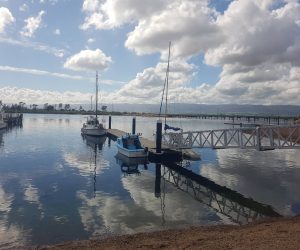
[0,130,4,148]
[82,135,107,197]
[1,114,300,248]
[160,162,280,225]
[201,149,300,216]
[115,153,148,175]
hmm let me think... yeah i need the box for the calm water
[1,114,300,248]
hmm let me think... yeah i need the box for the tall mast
[159,41,171,123]
[164,42,171,128]
[96,71,98,120]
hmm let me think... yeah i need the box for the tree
[32,104,38,110]
[47,105,55,111]
[64,104,70,111]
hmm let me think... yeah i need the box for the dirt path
[34,216,300,250]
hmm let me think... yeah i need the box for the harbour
[1,113,300,248]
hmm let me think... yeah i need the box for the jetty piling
[156,120,162,154]
[132,117,136,135]
[108,116,112,129]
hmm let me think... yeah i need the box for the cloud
[39,0,58,4]
[0,65,90,80]
[53,28,60,35]
[20,10,45,37]
[0,7,15,33]
[79,0,300,105]
[80,0,167,30]
[64,49,112,71]
[116,60,195,102]
[0,37,65,57]
[0,86,93,104]
[87,38,95,43]
[19,4,29,12]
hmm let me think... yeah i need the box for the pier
[107,128,200,161]
[167,113,296,125]
[163,125,300,151]
[3,113,23,126]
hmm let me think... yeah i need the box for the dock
[107,129,201,161]
[3,113,23,125]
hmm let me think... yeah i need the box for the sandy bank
[35,216,300,250]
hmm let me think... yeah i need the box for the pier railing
[162,125,300,151]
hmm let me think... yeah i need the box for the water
[1,114,300,248]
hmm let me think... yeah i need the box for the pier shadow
[156,162,280,225]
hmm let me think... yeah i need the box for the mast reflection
[82,135,107,197]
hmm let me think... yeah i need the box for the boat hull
[81,127,106,136]
[116,144,148,158]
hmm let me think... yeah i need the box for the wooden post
[109,115,111,129]
[132,117,136,135]
[156,120,162,153]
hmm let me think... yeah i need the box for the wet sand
[35,216,300,250]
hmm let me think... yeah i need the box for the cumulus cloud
[79,0,300,105]
[116,60,195,102]
[20,10,45,37]
[80,0,168,30]
[64,49,112,71]
[0,7,15,33]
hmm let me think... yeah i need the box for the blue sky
[0,0,300,105]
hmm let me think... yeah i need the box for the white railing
[162,125,300,151]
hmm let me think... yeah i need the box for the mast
[96,71,98,120]
[164,41,171,128]
[159,41,171,123]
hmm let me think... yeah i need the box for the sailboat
[0,103,7,130]
[81,72,106,136]
[159,42,182,133]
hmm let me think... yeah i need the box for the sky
[0,0,300,105]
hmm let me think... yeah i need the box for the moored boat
[0,105,7,130]
[81,116,106,136]
[116,134,148,158]
[81,71,106,137]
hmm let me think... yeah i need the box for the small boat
[116,134,148,158]
[81,71,106,137]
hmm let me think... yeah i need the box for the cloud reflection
[200,149,300,216]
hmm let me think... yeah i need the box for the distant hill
[76,103,300,116]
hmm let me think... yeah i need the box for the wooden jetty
[3,113,23,125]
[107,129,201,161]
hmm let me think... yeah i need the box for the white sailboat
[81,72,106,136]
[0,103,7,130]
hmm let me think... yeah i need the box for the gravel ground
[31,216,300,250]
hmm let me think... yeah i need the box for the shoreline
[35,216,300,249]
